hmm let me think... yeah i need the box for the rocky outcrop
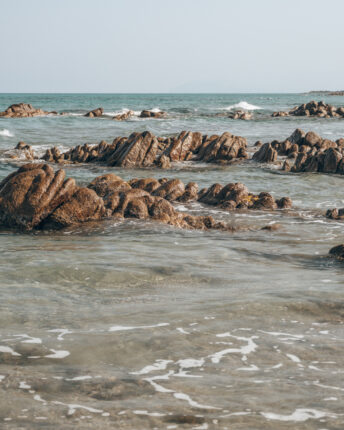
[0,165,291,232]
[14,131,248,168]
[272,101,344,118]
[227,110,252,120]
[139,110,167,119]
[112,110,134,121]
[253,128,344,175]
[84,108,104,118]
[326,208,344,220]
[329,244,344,260]
[0,103,55,118]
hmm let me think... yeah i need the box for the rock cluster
[326,208,344,220]
[253,128,344,174]
[84,107,104,118]
[0,103,54,118]
[139,110,167,118]
[0,165,291,231]
[227,110,252,120]
[272,101,344,118]
[16,130,249,168]
[113,110,134,121]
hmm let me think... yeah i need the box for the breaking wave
[0,128,14,137]
[223,101,262,111]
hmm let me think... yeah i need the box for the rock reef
[253,128,344,174]
[84,107,104,118]
[272,101,344,118]
[0,164,291,231]
[0,103,56,118]
[14,130,249,168]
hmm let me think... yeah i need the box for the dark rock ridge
[326,208,344,220]
[253,128,344,174]
[272,101,344,118]
[329,244,344,260]
[0,103,57,118]
[15,130,249,168]
[139,110,167,118]
[84,107,104,118]
[0,164,291,231]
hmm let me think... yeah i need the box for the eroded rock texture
[0,165,291,231]
[272,101,344,118]
[14,130,248,168]
[0,103,54,118]
[253,128,344,173]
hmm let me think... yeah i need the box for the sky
[0,0,343,93]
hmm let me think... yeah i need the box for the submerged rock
[112,110,134,121]
[329,244,344,260]
[0,165,291,232]
[139,110,167,118]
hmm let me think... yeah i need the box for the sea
[0,93,344,429]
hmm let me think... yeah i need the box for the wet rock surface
[272,100,344,118]
[13,130,248,168]
[0,165,291,231]
[84,107,104,118]
[253,128,344,174]
[139,110,167,118]
[0,103,56,118]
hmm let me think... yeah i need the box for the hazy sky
[0,0,343,93]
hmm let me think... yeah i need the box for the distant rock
[227,110,252,120]
[84,107,104,118]
[139,110,167,118]
[0,103,56,118]
[329,244,344,260]
[272,101,344,118]
[112,110,134,121]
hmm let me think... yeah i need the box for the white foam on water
[0,375,5,381]
[19,381,31,390]
[131,359,173,375]
[109,322,169,332]
[54,401,104,416]
[34,394,47,405]
[314,382,344,392]
[220,411,251,418]
[237,364,259,371]
[48,329,73,341]
[0,129,14,137]
[286,353,301,363]
[173,392,220,410]
[45,349,70,359]
[13,334,42,344]
[177,358,205,369]
[66,375,92,381]
[133,410,166,417]
[210,333,258,363]
[144,371,175,393]
[261,408,333,422]
[0,346,21,356]
[176,327,190,334]
[192,424,208,430]
[223,101,261,111]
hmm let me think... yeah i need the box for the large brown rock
[0,103,53,118]
[44,188,107,228]
[84,107,104,118]
[196,132,248,163]
[0,164,76,229]
[252,143,277,163]
[164,131,203,161]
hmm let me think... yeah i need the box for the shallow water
[0,93,344,429]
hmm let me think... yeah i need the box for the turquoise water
[0,94,344,429]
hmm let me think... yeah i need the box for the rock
[112,110,134,121]
[304,131,321,147]
[282,160,291,171]
[139,110,167,118]
[228,110,252,120]
[88,173,130,198]
[85,107,103,118]
[14,142,35,160]
[0,103,55,118]
[252,143,277,163]
[329,244,344,260]
[44,187,107,228]
[323,148,342,173]
[196,132,248,164]
[177,182,198,202]
[156,154,171,169]
[261,223,282,231]
[272,101,344,118]
[164,131,203,161]
[326,208,344,220]
[276,197,292,209]
[153,179,185,201]
[0,164,76,229]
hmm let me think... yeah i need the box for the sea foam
[224,101,261,111]
[0,129,14,137]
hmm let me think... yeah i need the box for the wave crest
[0,129,14,137]
[224,101,261,111]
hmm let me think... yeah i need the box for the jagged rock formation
[0,103,55,118]
[14,130,249,168]
[0,165,291,231]
[272,101,344,118]
[326,208,344,220]
[113,110,134,120]
[253,128,344,174]
[139,110,167,118]
[84,107,104,118]
[227,110,252,120]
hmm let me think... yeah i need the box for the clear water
[0,94,344,429]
